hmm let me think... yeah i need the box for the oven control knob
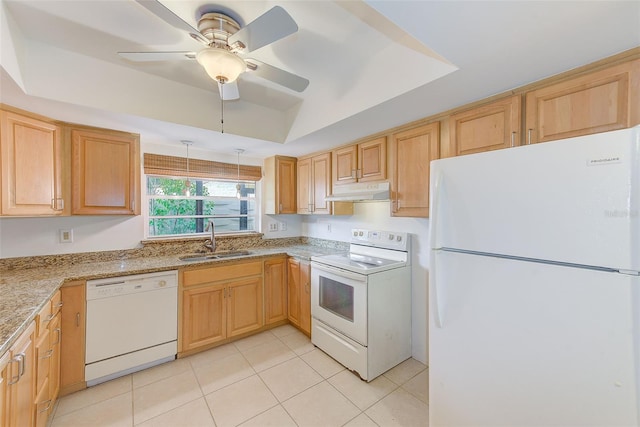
[353,231,358,237]
[358,231,363,236]
[158,280,167,287]
[397,236,402,242]
[388,234,394,240]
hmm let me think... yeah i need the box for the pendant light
[181,140,193,196]
[235,148,245,198]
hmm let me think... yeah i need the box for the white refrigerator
[428,126,640,426]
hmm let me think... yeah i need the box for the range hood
[325,181,390,202]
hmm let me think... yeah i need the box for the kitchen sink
[178,250,252,262]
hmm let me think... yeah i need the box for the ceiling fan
[119,0,309,100]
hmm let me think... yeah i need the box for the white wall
[301,201,430,364]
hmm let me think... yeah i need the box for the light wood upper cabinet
[332,137,386,186]
[71,127,140,215]
[60,281,86,397]
[264,258,288,325]
[0,109,67,216]
[297,152,333,215]
[263,156,296,214]
[525,59,640,144]
[390,122,440,218]
[448,95,521,156]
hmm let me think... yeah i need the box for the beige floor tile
[365,388,429,427]
[136,397,215,427]
[133,358,192,389]
[300,349,345,379]
[259,357,323,402]
[187,342,240,368]
[401,369,429,404]
[282,381,360,427]
[192,352,255,394]
[133,369,203,425]
[240,339,297,372]
[328,370,398,410]
[54,374,132,417]
[269,324,299,338]
[278,330,315,355]
[205,375,278,427]
[383,358,427,386]
[233,330,277,352]
[239,404,297,426]
[51,392,132,427]
[343,412,380,427]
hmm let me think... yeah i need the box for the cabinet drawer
[183,261,263,287]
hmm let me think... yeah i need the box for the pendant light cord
[220,80,225,134]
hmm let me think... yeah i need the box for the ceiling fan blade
[228,6,298,53]
[135,0,209,45]
[118,51,196,61]
[245,59,309,92]
[218,81,240,101]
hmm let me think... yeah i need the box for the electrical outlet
[279,222,287,231]
[268,223,278,232]
[59,229,73,243]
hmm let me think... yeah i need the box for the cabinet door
[358,137,387,182]
[296,157,311,214]
[7,322,35,427]
[60,282,86,396]
[525,59,640,144]
[276,157,297,214]
[0,110,65,216]
[298,261,312,336]
[390,122,440,217]
[71,128,140,215]
[449,96,521,156]
[181,283,226,352]
[332,145,358,185]
[287,259,301,327]
[227,277,263,338]
[1,352,9,427]
[311,153,331,215]
[48,312,61,414]
[264,258,288,325]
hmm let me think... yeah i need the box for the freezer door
[429,250,639,426]
[429,126,640,272]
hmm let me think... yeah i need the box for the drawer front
[50,290,62,316]
[183,261,263,287]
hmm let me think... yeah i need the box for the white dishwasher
[85,270,178,386]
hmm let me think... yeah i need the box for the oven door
[311,262,367,346]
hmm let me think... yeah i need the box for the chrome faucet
[204,220,216,252]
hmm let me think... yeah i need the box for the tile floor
[50,325,429,426]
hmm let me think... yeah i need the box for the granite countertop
[0,243,342,357]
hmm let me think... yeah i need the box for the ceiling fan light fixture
[196,47,246,83]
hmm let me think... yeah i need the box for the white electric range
[310,228,412,381]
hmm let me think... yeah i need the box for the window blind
[144,153,262,181]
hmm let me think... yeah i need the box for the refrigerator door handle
[430,171,445,327]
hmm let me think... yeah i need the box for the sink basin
[179,250,252,262]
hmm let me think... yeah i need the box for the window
[147,175,257,237]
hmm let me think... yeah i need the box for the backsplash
[0,234,348,271]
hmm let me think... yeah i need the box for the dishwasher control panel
[86,270,178,300]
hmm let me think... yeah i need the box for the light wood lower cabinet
[264,258,288,325]
[180,261,264,354]
[5,321,35,427]
[287,258,311,336]
[59,281,86,396]
[0,351,9,427]
[390,122,440,218]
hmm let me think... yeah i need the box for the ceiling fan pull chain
[220,80,224,133]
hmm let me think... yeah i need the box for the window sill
[141,232,264,246]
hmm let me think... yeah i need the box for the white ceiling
[1,0,639,161]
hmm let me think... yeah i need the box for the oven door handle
[311,263,367,282]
